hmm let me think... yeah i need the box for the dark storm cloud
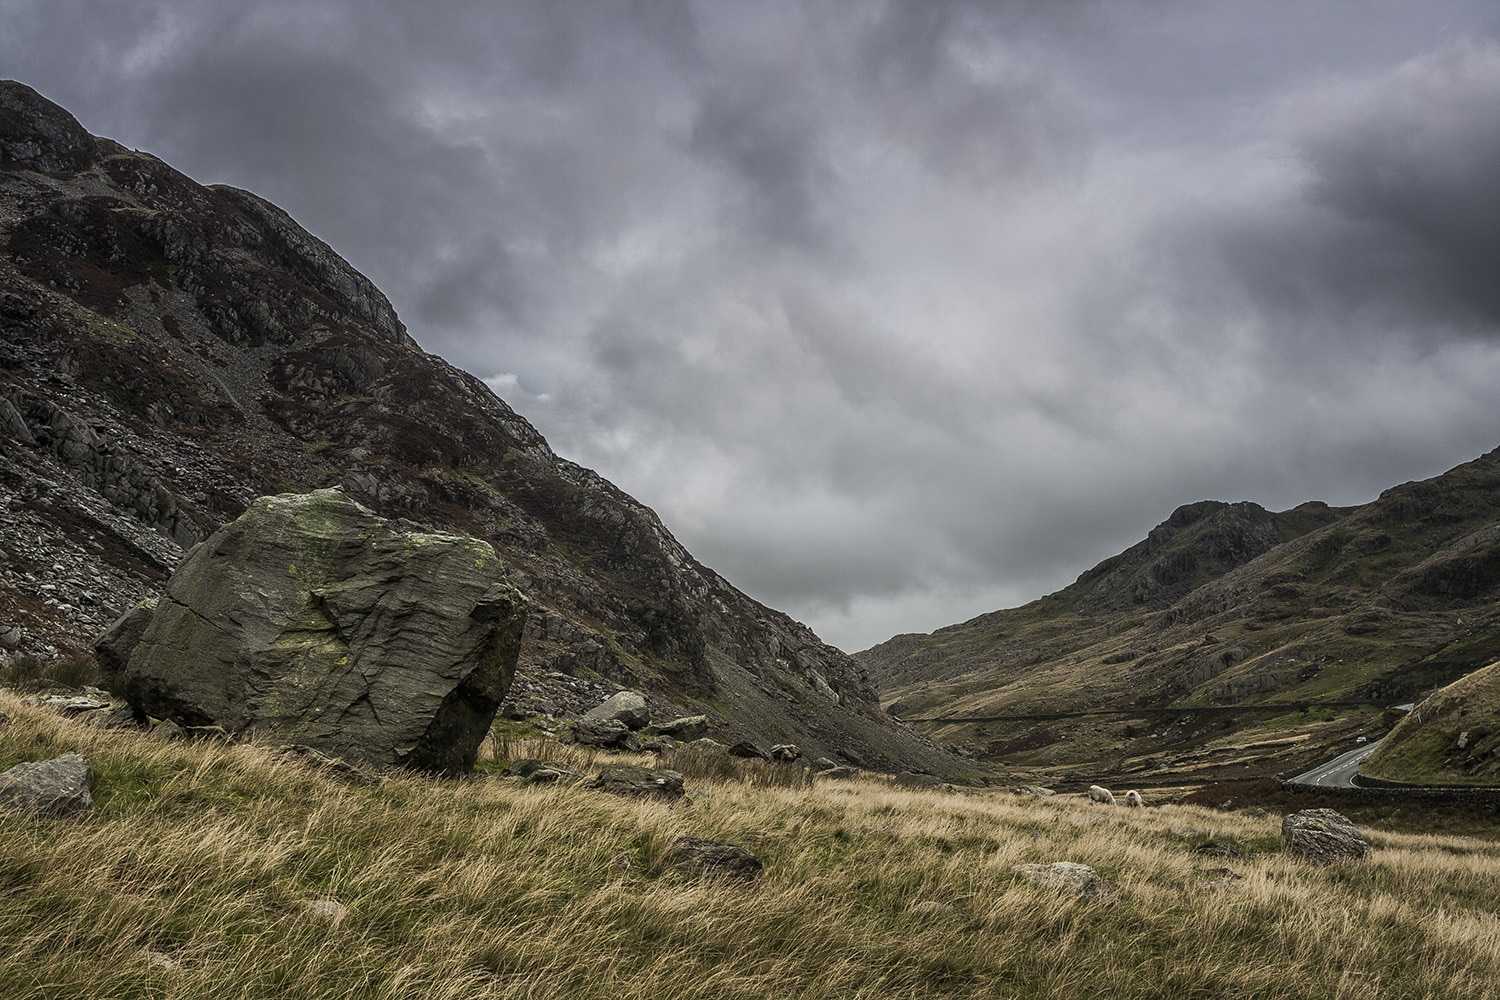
[6,1,1500,650]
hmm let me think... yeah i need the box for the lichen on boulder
[96,488,526,773]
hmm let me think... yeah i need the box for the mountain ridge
[860,447,1500,775]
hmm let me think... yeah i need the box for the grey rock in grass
[587,763,685,800]
[648,715,709,740]
[1282,808,1369,863]
[894,770,943,788]
[567,717,642,751]
[1012,862,1117,902]
[668,835,763,882]
[582,690,650,730]
[80,704,141,729]
[0,753,95,818]
[727,741,770,761]
[815,765,859,779]
[1012,785,1056,797]
[769,743,801,762]
[95,489,527,774]
[810,757,840,772]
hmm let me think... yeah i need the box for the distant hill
[0,80,965,777]
[859,448,1500,772]
[1362,659,1500,785]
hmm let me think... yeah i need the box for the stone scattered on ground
[1012,785,1056,797]
[640,735,678,754]
[668,835,764,882]
[727,741,770,761]
[275,744,380,786]
[1011,862,1118,902]
[648,715,709,740]
[816,765,859,779]
[587,764,685,800]
[149,718,187,741]
[566,717,643,751]
[0,753,96,818]
[811,757,839,772]
[95,489,528,773]
[300,899,348,923]
[769,743,801,762]
[504,758,584,784]
[894,771,943,788]
[581,690,651,730]
[1282,808,1369,863]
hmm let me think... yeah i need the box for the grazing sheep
[1123,789,1144,808]
[1087,784,1116,805]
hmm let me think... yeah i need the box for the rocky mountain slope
[0,80,966,778]
[861,449,1500,772]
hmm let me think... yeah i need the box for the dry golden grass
[4,688,1500,999]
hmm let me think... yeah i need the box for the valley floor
[4,689,1500,999]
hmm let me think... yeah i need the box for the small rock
[143,950,179,971]
[894,771,943,788]
[1012,785,1056,797]
[80,704,141,729]
[301,899,348,923]
[582,690,651,730]
[1011,862,1117,902]
[568,717,642,751]
[650,715,709,740]
[587,764,685,800]
[148,718,187,741]
[727,741,770,761]
[668,835,763,882]
[640,735,678,754]
[815,765,859,779]
[0,753,96,818]
[768,743,801,762]
[810,757,840,772]
[1282,808,1369,863]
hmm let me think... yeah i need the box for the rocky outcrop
[97,489,527,773]
[1281,808,1368,863]
[0,753,95,818]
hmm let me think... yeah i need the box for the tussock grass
[4,689,1500,999]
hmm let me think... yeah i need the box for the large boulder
[1282,808,1369,863]
[95,489,527,773]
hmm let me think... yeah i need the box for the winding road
[1286,741,1381,788]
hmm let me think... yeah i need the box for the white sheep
[1123,789,1144,808]
[1087,784,1116,805]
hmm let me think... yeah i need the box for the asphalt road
[1286,741,1381,788]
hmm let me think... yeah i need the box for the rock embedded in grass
[1281,808,1369,863]
[586,764,685,800]
[1011,862,1117,902]
[668,836,763,882]
[0,752,95,818]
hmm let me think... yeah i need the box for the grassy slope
[5,692,1500,1000]
[1363,659,1500,785]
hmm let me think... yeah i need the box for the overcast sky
[6,1,1500,651]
